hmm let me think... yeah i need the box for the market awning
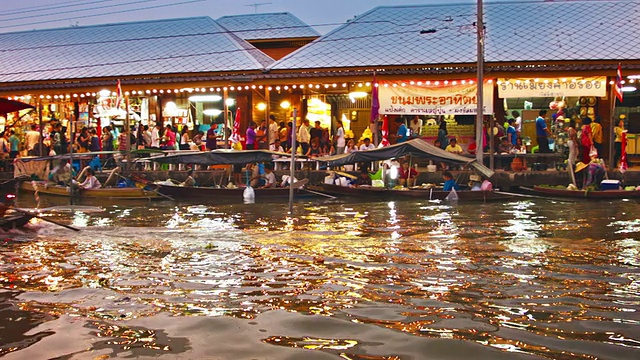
[0,98,35,115]
[316,138,495,178]
[147,149,288,166]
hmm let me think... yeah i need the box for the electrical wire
[0,0,206,30]
[0,0,163,23]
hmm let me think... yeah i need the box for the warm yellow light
[256,102,267,111]
[348,91,367,99]
[280,101,291,109]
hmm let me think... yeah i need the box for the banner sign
[378,80,494,115]
[497,77,607,98]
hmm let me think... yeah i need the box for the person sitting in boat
[442,171,459,191]
[49,161,75,186]
[180,169,196,187]
[398,161,419,187]
[75,168,101,190]
[469,174,483,191]
[352,168,372,187]
[258,164,277,188]
[575,157,605,189]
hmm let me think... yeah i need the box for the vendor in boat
[73,168,101,190]
[398,161,419,187]
[181,169,196,187]
[49,161,75,186]
[575,157,605,189]
[442,171,460,191]
[258,164,277,188]
[352,168,372,187]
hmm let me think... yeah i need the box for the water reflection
[1,198,640,359]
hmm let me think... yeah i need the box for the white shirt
[298,124,310,143]
[80,175,101,189]
[515,116,522,133]
[335,127,345,147]
[268,122,279,144]
[151,127,160,147]
[262,171,277,187]
[359,143,375,151]
[25,130,40,150]
[410,119,423,136]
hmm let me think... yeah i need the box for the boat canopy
[147,149,288,165]
[316,139,495,178]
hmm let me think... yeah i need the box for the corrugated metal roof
[271,0,640,70]
[0,17,275,83]
[217,12,320,40]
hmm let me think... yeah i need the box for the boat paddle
[12,207,81,232]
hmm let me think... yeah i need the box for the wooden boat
[0,213,34,231]
[316,183,511,202]
[20,181,162,200]
[155,183,309,201]
[525,186,640,199]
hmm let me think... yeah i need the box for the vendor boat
[523,185,640,199]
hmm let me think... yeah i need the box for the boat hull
[530,186,640,199]
[156,184,307,201]
[317,183,510,201]
[0,214,34,231]
[20,181,162,200]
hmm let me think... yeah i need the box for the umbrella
[0,98,35,115]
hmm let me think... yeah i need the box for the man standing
[310,120,323,145]
[25,124,40,156]
[268,115,279,146]
[150,124,161,149]
[297,119,311,154]
[512,110,522,134]
[245,122,257,150]
[395,118,409,144]
[335,120,346,154]
[206,126,217,150]
[591,116,603,157]
[409,116,423,138]
[535,109,552,153]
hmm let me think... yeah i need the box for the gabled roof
[217,12,320,41]
[0,17,275,83]
[271,0,640,70]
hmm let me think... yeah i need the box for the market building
[0,0,639,167]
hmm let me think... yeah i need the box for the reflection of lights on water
[503,201,547,255]
[264,336,358,351]
[72,212,90,227]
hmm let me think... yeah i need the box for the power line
[0,0,162,23]
[0,0,122,17]
[0,0,206,30]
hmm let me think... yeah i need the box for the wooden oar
[10,207,81,231]
[303,188,337,199]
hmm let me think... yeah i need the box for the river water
[1,194,639,359]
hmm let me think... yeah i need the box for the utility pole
[475,0,485,165]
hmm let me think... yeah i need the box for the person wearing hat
[575,157,605,189]
[469,174,482,191]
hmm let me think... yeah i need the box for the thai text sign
[378,80,494,115]
[498,77,607,98]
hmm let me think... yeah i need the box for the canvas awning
[0,98,35,115]
[316,138,495,178]
[147,149,288,166]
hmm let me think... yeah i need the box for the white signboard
[378,80,494,115]
[498,77,607,98]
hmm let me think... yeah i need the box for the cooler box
[601,180,621,191]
